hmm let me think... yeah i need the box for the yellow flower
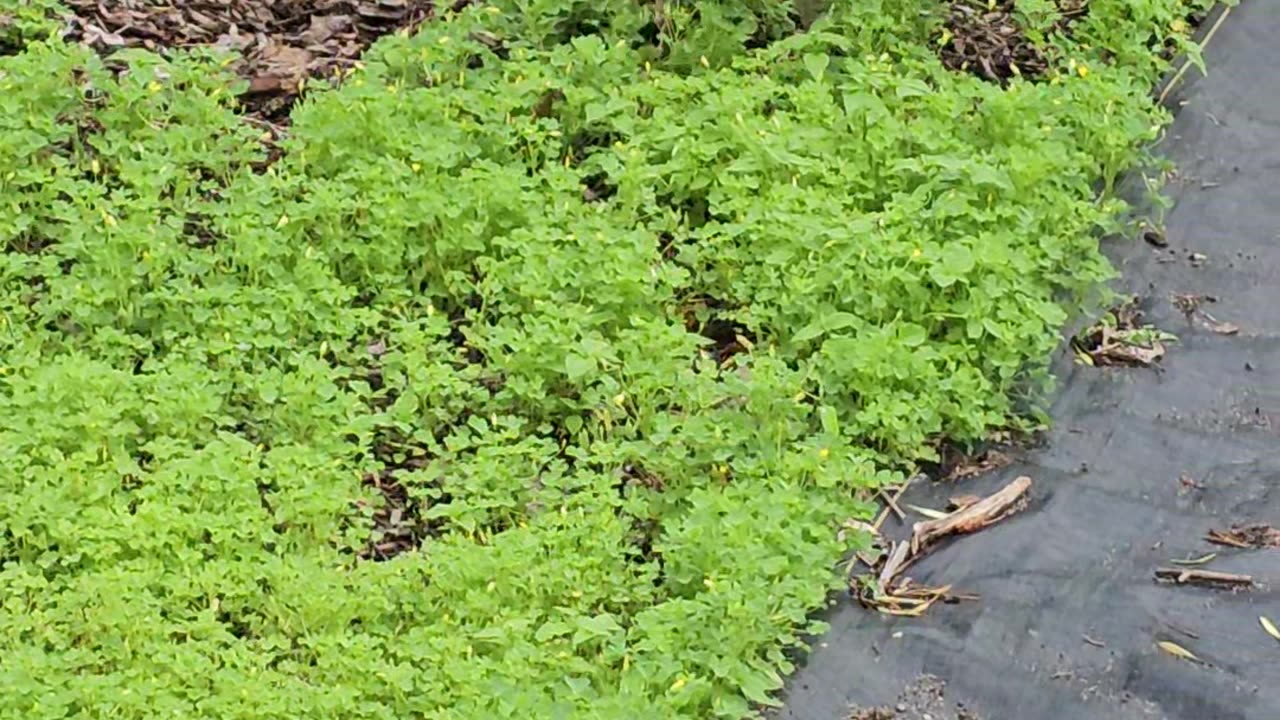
[1077,63,1090,78]
[670,678,687,692]
[819,448,830,459]
[911,248,922,258]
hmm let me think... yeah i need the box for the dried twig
[1206,524,1280,549]
[853,476,1029,617]
[872,475,920,532]
[878,541,912,589]
[869,581,963,617]
[1082,634,1106,648]
[910,476,1032,554]
[1154,567,1254,589]
[878,488,908,522]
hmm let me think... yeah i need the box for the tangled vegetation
[1,1,1211,717]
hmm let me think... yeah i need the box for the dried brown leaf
[1156,640,1200,662]
[1203,318,1239,335]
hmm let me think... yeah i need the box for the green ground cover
[1,1,1209,717]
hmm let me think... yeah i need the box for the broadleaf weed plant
[0,0,1216,716]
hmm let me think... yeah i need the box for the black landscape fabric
[780,4,1280,720]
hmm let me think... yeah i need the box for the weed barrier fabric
[780,5,1280,720]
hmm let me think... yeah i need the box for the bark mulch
[61,0,452,121]
[936,0,1088,83]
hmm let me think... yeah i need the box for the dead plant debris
[1154,567,1253,590]
[62,0,439,121]
[1177,473,1205,495]
[910,475,1031,554]
[1156,639,1201,663]
[1072,299,1172,367]
[850,476,1031,616]
[1205,524,1280,549]
[936,0,1087,84]
[943,448,1013,482]
[1261,616,1280,642]
[1081,634,1106,648]
[1172,293,1239,335]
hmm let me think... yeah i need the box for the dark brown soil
[60,0,445,121]
[937,0,1087,83]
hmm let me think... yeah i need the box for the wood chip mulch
[936,0,1088,83]
[61,0,448,121]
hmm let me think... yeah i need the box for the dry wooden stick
[1206,524,1280,549]
[877,541,912,589]
[872,474,920,532]
[877,488,907,522]
[910,475,1032,554]
[1206,530,1251,548]
[1154,567,1254,588]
